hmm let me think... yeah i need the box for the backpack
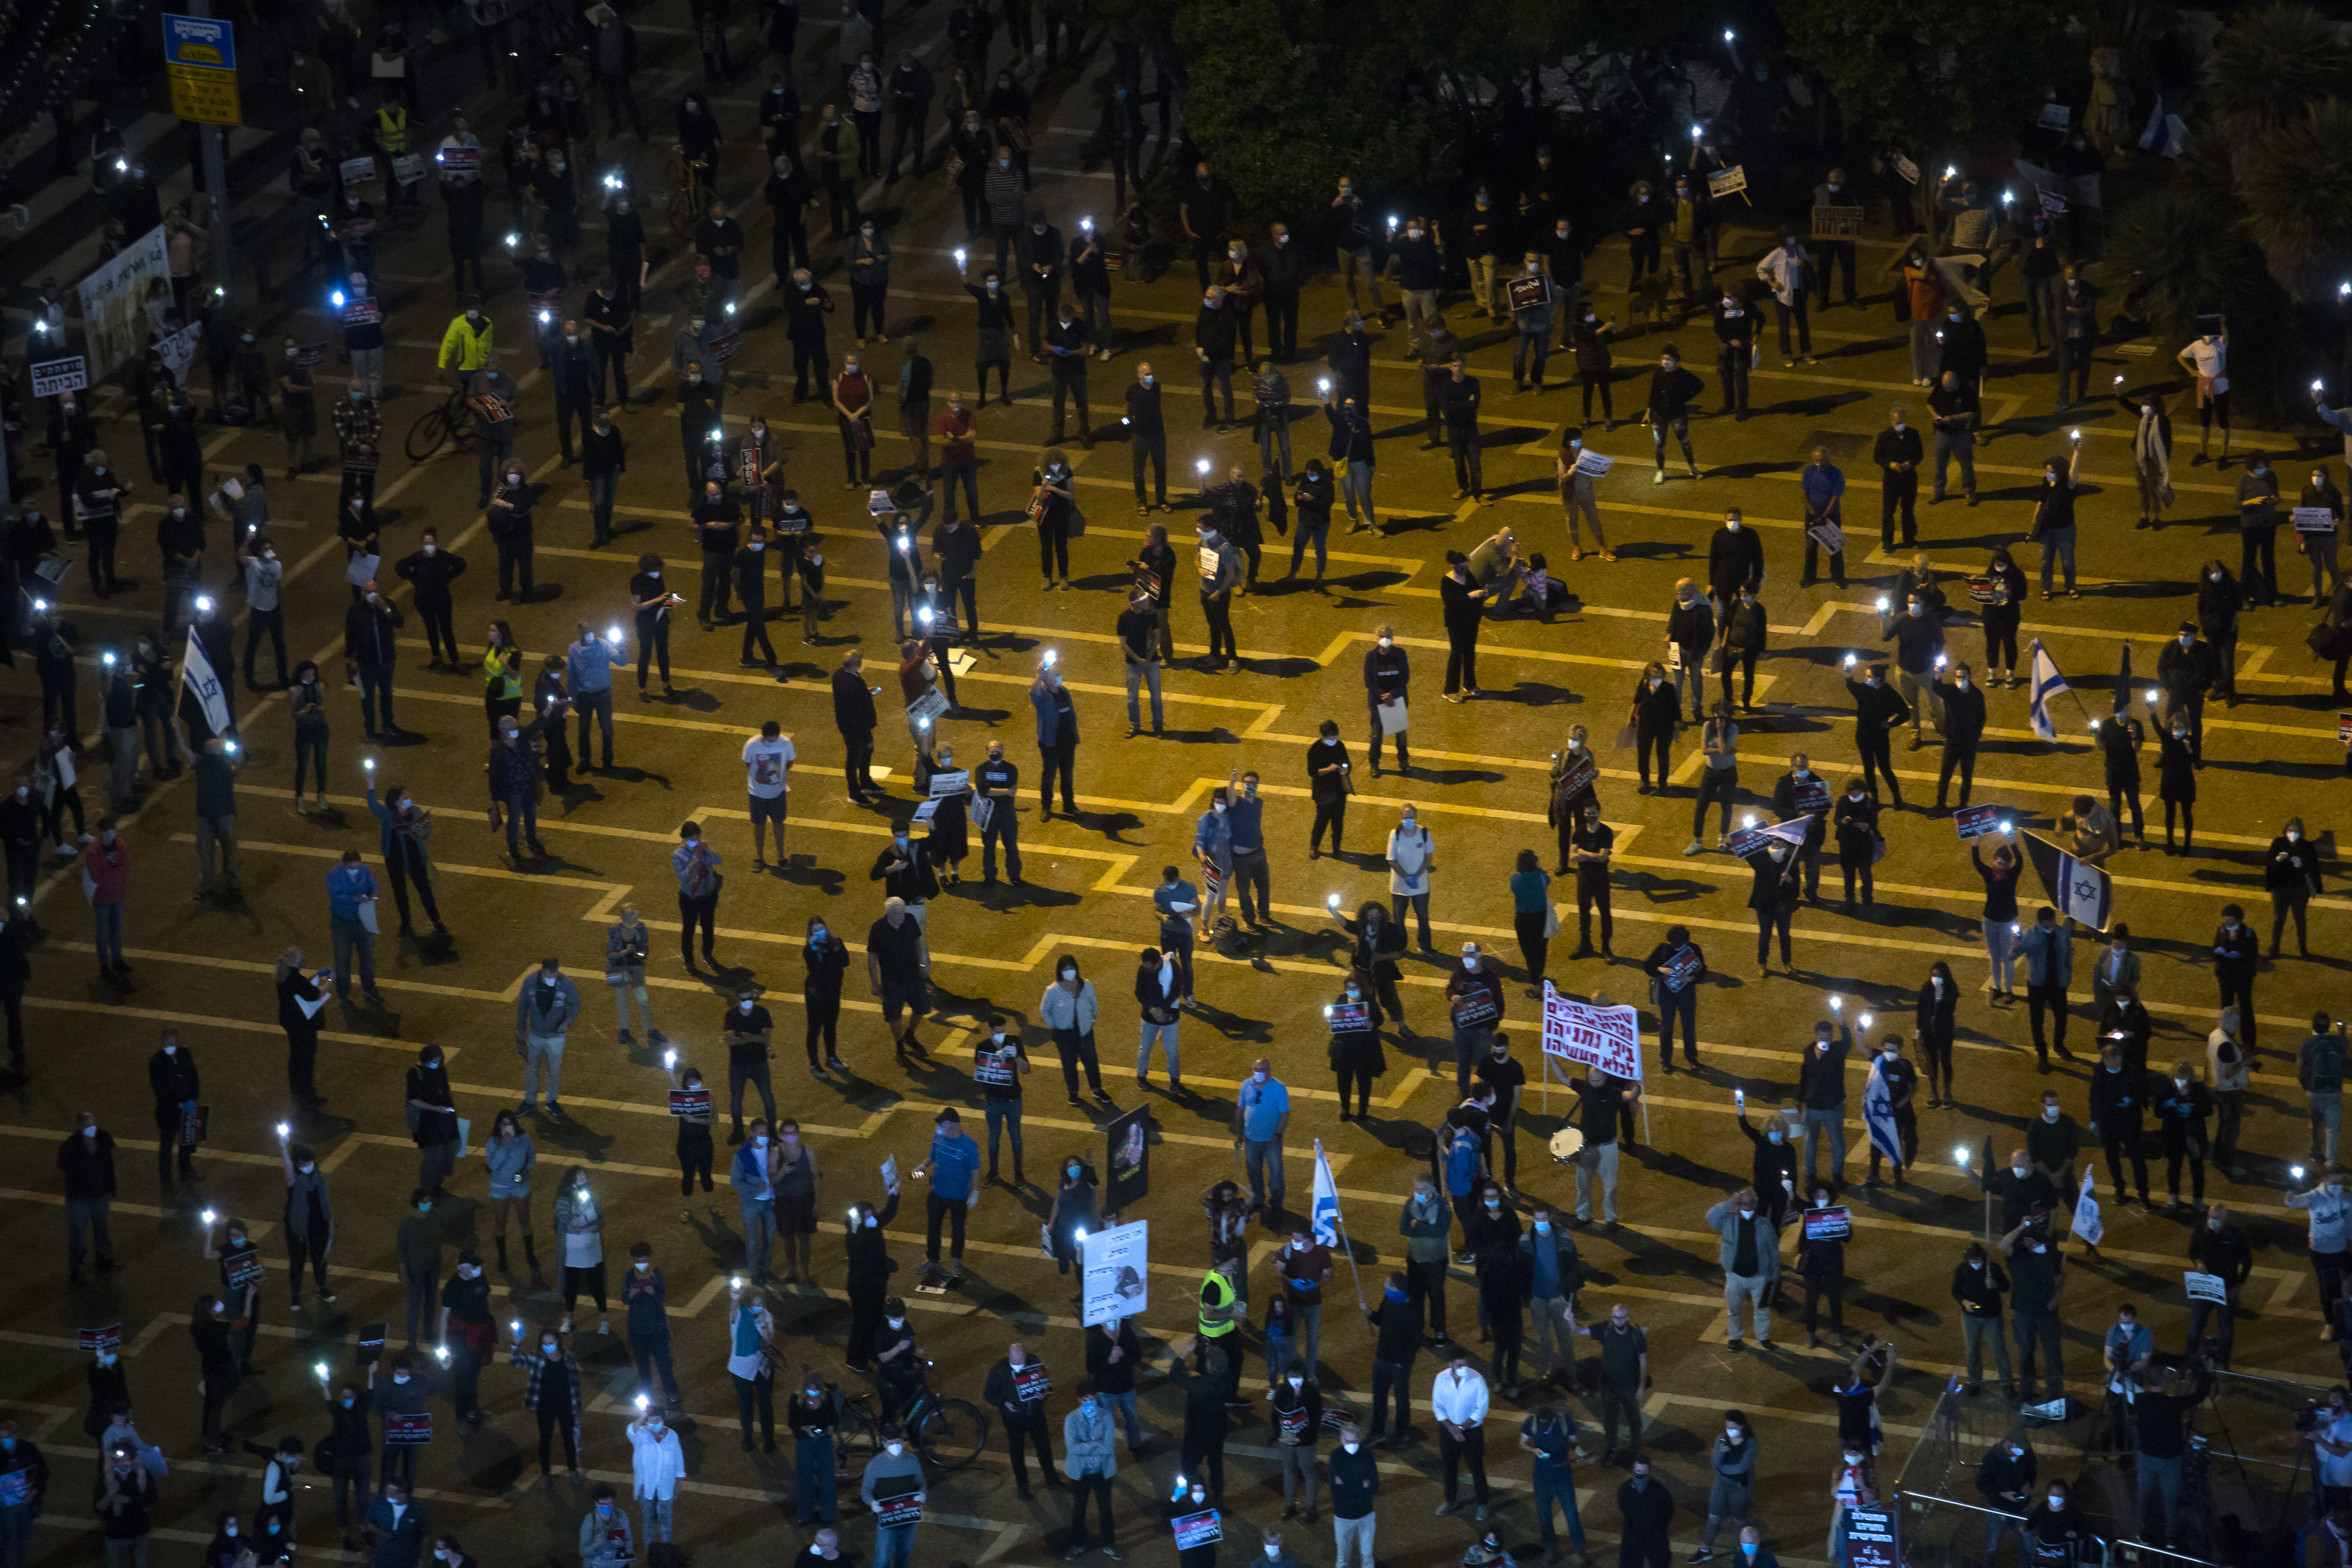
[2314,1036,2346,1094]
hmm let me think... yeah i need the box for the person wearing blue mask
[1734,1101,1799,1229]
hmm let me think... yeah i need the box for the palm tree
[2204,4,2352,180]
[2241,98,2352,303]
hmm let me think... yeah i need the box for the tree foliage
[1170,0,1428,218]
[2204,2,2352,166]
[1782,0,2057,156]
[2241,97,2352,303]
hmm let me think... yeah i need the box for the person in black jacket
[1666,581,1715,724]
[2089,1040,2152,1207]
[550,321,596,464]
[842,1193,901,1371]
[1843,662,1908,808]
[2267,818,2322,957]
[1735,1103,1798,1227]
[1952,1245,2014,1396]
[831,651,880,803]
[582,413,626,547]
[1833,779,1880,908]
[1931,662,1986,811]
[394,532,463,671]
[2186,1203,2252,1365]
[1439,554,1499,700]
[1705,511,1764,619]
[1642,346,1703,482]
[148,1031,200,1184]
[1336,902,1407,1033]
[735,526,778,670]
[1748,840,1801,975]
[1628,662,1678,792]
[1916,962,1958,1107]
[1363,1271,1422,1444]
[1716,583,1767,713]
[1875,405,1925,547]
[1363,627,1410,775]
[1195,287,1237,431]
[343,583,405,741]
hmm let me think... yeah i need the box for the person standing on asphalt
[1235,1060,1290,1225]
[2207,1008,2250,1179]
[1033,660,1081,818]
[673,822,722,971]
[325,848,382,1005]
[1799,446,1846,588]
[1795,1015,1853,1189]
[1873,406,1924,549]
[1430,1352,1490,1522]
[2303,1016,2347,1166]
[1926,371,1980,506]
[515,957,579,1124]
[59,1112,115,1283]
[913,1107,978,1283]
[2209,904,2259,1056]
[2089,1039,2152,1207]
[1999,1214,2067,1404]
[1951,1243,2013,1396]
[2032,439,2085,601]
[1642,346,1702,485]
[147,1029,199,1185]
[1842,662,1907,809]
[2187,1203,2252,1366]
[1704,510,1763,621]
[1930,662,1984,811]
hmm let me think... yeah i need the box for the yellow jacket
[1196,1268,1237,1337]
[438,314,494,372]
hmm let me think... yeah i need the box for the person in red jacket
[82,818,132,986]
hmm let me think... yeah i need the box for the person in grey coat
[861,1432,927,1568]
[1705,1189,1781,1349]
[514,958,583,1120]
[1062,1383,1120,1554]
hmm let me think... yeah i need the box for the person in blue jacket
[1030,660,1079,819]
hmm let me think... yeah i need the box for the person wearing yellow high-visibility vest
[438,299,495,390]
[1196,1257,1242,1403]
[370,95,419,208]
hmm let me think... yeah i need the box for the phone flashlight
[1044,648,1058,667]
[315,1361,330,1379]
[1327,892,1341,909]
[664,1048,677,1069]
[201,1209,217,1225]
[606,624,621,643]
[1953,1145,1969,1164]
[277,1122,290,1139]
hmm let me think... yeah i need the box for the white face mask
[886,1441,903,1457]
[1462,956,1477,971]
[2048,1494,2065,1509]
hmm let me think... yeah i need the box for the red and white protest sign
[1539,985,1643,1083]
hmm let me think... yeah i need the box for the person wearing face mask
[1864,1036,1919,1190]
[190,1299,245,1457]
[146,1025,201,1181]
[1888,242,1947,387]
[1754,231,1815,365]
[1997,1210,2068,1403]
[1830,775,1882,909]
[2293,1165,2352,1338]
[1726,1094,1798,1227]
[2304,1015,2352,1172]
[1359,625,1412,776]
[1972,1432,2039,1564]
[619,1243,684,1415]
[2262,816,2324,960]
[2295,462,2347,608]
[56,1112,117,1285]
[1640,346,1703,485]
[433,1247,496,1430]
[1705,1185,1780,1352]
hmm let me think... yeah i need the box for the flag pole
[1313,1139,1368,1311]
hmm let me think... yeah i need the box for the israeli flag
[2027,638,2068,742]
[1862,1055,1904,1167]
[180,626,231,739]
[1310,1140,1342,1248]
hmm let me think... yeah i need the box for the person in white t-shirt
[743,721,797,870]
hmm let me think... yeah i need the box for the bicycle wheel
[832,1399,880,1482]
[404,405,452,463]
[917,1397,988,1471]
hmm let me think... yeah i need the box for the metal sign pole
[189,1,234,296]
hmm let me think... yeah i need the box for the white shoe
[1684,839,1704,856]
[53,842,74,857]
[560,1316,572,1334]
[597,1317,610,1335]
[1651,471,1665,485]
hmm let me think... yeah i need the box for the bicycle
[405,379,481,463]
[822,1365,989,1474]
[666,143,713,240]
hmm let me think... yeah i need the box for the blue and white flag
[1310,1140,1342,1248]
[1862,1055,1904,1167]
[2027,638,2069,742]
[2024,831,2115,932]
[180,625,231,739]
